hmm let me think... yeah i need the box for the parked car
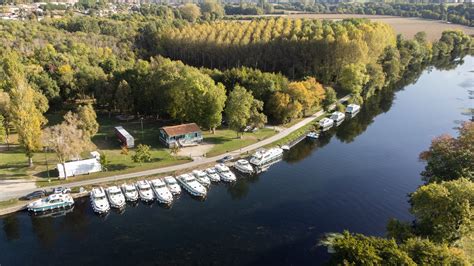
[218,155,234,163]
[21,190,47,200]
[53,187,71,194]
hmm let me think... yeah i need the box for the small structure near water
[159,123,203,148]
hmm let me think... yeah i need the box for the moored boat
[27,193,74,213]
[136,180,154,202]
[192,170,211,187]
[105,186,126,209]
[150,179,174,205]
[205,167,221,182]
[319,118,334,129]
[215,163,237,182]
[306,131,319,139]
[345,104,361,115]
[90,187,110,214]
[121,183,139,202]
[234,159,254,174]
[164,176,181,195]
[330,111,345,123]
[249,148,284,167]
[177,174,207,197]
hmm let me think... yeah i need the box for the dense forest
[274,2,473,27]
[0,9,472,164]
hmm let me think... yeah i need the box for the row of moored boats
[89,163,241,214]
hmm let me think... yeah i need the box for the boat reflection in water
[29,206,75,218]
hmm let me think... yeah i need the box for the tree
[77,103,99,139]
[42,112,92,179]
[0,91,10,149]
[131,144,152,164]
[9,75,48,167]
[115,80,132,114]
[0,114,5,143]
[321,231,415,265]
[401,238,470,265]
[99,152,109,172]
[180,3,201,22]
[248,99,267,129]
[409,178,474,244]
[225,85,254,137]
[338,63,370,98]
[419,121,473,183]
[170,145,180,157]
[201,0,224,20]
[322,87,337,111]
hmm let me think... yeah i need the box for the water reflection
[0,55,472,266]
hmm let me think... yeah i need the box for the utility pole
[44,146,50,180]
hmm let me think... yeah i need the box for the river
[0,56,472,265]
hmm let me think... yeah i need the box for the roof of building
[161,123,201,137]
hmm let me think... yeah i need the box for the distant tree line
[275,2,474,27]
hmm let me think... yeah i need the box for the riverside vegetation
[321,122,474,264]
[0,5,472,179]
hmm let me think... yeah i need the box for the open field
[285,14,474,41]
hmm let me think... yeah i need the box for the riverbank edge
[0,95,351,214]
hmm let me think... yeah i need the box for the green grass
[0,198,19,209]
[204,128,277,157]
[1,114,191,182]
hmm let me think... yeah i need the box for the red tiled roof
[161,123,201,137]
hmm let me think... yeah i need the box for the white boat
[192,170,211,187]
[215,163,237,182]
[345,104,361,114]
[205,167,221,182]
[249,148,284,167]
[281,145,290,151]
[319,118,334,128]
[307,131,319,139]
[330,111,345,123]
[105,186,126,209]
[164,176,181,195]
[121,183,139,202]
[136,180,154,202]
[150,179,174,204]
[27,193,74,213]
[90,187,110,214]
[234,159,254,174]
[177,174,207,197]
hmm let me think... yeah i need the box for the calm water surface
[1,56,473,265]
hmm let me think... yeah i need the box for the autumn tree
[77,103,99,139]
[9,75,48,167]
[0,91,10,149]
[338,63,369,99]
[410,178,474,244]
[131,144,152,164]
[42,112,92,179]
[419,121,473,183]
[179,3,201,22]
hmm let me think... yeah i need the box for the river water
[0,56,472,265]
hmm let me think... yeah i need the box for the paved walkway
[0,95,350,201]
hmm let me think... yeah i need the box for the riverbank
[0,95,350,208]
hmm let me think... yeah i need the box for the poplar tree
[9,75,48,167]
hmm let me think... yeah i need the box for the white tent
[57,152,102,179]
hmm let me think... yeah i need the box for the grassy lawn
[204,128,277,157]
[0,198,19,209]
[1,114,191,183]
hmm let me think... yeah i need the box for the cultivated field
[286,14,474,41]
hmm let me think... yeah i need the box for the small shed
[159,123,203,148]
[57,151,102,179]
[114,126,134,148]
